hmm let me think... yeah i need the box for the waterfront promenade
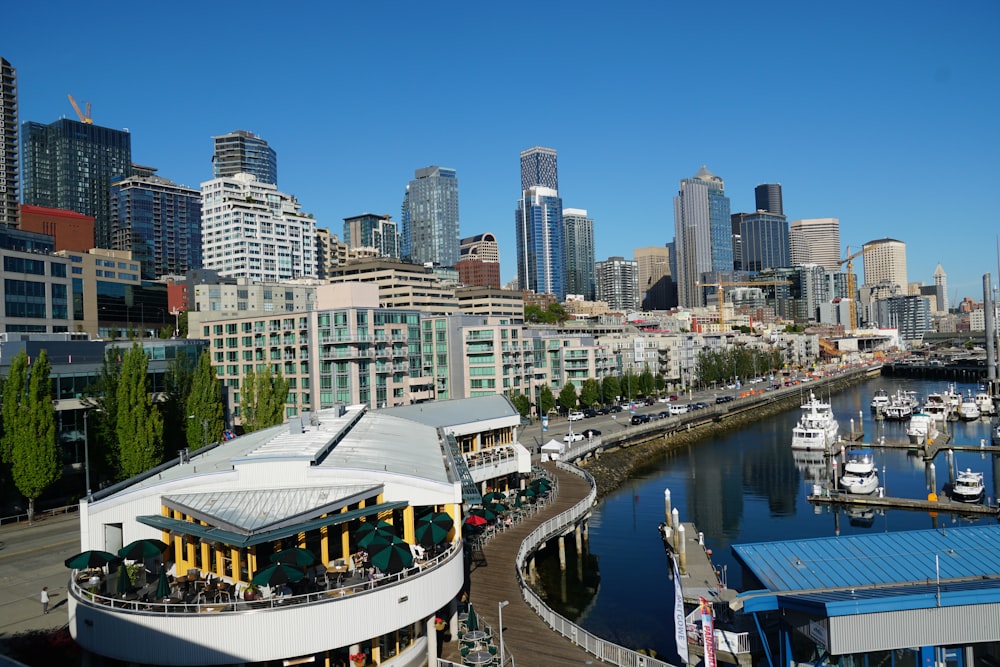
[442,462,599,666]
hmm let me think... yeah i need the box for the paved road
[0,511,81,643]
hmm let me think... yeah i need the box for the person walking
[41,586,49,614]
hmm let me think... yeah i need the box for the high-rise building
[933,263,948,314]
[342,213,401,259]
[595,256,639,312]
[673,166,732,307]
[400,166,460,267]
[456,233,501,288]
[200,173,316,282]
[862,238,907,296]
[110,168,203,279]
[754,183,783,215]
[634,246,672,310]
[562,208,595,300]
[21,117,132,249]
[0,58,18,226]
[520,146,558,191]
[736,211,789,272]
[789,218,841,270]
[515,186,564,300]
[211,130,277,186]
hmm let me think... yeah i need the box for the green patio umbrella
[251,562,305,587]
[270,547,318,567]
[466,602,479,631]
[156,566,170,599]
[118,538,169,561]
[365,533,414,574]
[469,505,499,523]
[64,550,121,570]
[482,491,506,504]
[415,511,454,547]
[116,564,131,595]
[354,520,395,549]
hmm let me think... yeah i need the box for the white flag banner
[673,556,689,664]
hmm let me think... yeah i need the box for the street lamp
[82,410,92,500]
[498,599,510,666]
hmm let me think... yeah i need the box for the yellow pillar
[231,547,240,582]
[320,522,330,565]
[402,506,415,544]
[444,503,460,541]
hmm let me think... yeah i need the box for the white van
[668,404,689,416]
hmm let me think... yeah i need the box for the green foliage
[177,311,189,338]
[2,351,61,521]
[620,371,639,400]
[240,366,289,433]
[695,346,784,386]
[157,325,174,339]
[638,368,655,396]
[557,382,578,412]
[538,385,556,416]
[116,344,164,480]
[523,302,569,324]
[579,378,601,408]
[601,376,620,405]
[88,348,123,480]
[185,351,226,450]
[654,374,666,392]
[509,391,531,418]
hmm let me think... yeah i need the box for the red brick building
[19,204,95,251]
[456,258,501,288]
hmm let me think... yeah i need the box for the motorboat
[943,384,962,421]
[791,391,839,451]
[882,391,914,421]
[870,389,890,412]
[922,392,950,423]
[951,469,985,503]
[839,449,879,495]
[957,398,981,421]
[906,412,939,447]
[975,390,996,416]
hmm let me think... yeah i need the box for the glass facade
[212,130,277,186]
[515,187,564,300]
[739,212,789,272]
[400,166,459,267]
[563,209,595,300]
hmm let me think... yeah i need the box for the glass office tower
[400,166,460,267]
[515,186,564,299]
[212,130,277,186]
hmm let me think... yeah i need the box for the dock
[808,490,999,516]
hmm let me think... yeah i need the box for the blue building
[111,166,203,279]
[563,208,595,300]
[401,166,460,267]
[735,211,789,273]
[21,117,132,249]
[515,186,564,300]
[673,166,733,307]
[520,146,559,191]
[211,130,277,186]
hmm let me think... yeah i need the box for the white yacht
[943,384,962,421]
[791,391,839,451]
[906,412,939,447]
[957,397,981,421]
[974,389,996,416]
[870,389,890,412]
[951,469,985,503]
[922,392,950,423]
[839,450,879,495]
[882,391,914,421]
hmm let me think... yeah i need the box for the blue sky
[5,2,998,301]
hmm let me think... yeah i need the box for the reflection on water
[535,378,998,660]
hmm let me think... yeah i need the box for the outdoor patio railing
[514,462,678,667]
[69,540,461,615]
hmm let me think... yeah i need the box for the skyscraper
[673,165,732,307]
[754,183,783,215]
[0,58,18,226]
[515,186,564,299]
[737,211,789,272]
[401,166,460,267]
[862,238,907,295]
[200,173,316,281]
[596,256,639,312]
[520,146,558,191]
[110,167,203,279]
[634,246,673,310]
[563,208,595,300]
[933,263,948,314]
[789,218,841,270]
[456,233,501,288]
[22,117,132,249]
[343,213,401,259]
[212,130,277,186]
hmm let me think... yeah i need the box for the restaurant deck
[441,462,599,666]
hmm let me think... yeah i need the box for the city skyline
[3,2,998,300]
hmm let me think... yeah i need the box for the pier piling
[677,524,687,575]
[664,489,672,528]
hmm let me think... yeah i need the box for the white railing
[515,463,678,667]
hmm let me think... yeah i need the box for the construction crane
[67,94,93,124]
[697,279,792,330]
[837,246,870,333]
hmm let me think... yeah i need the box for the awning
[138,500,408,549]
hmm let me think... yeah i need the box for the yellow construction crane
[67,94,93,124]
[837,246,870,333]
[697,279,792,330]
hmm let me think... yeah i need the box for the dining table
[464,650,492,665]
[462,630,487,644]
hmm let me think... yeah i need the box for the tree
[185,351,225,451]
[116,343,164,480]
[538,385,556,417]
[601,376,620,405]
[509,391,530,418]
[558,382,578,413]
[545,303,569,324]
[638,367,655,396]
[160,350,197,458]
[2,350,61,522]
[86,348,123,481]
[240,366,289,433]
[523,305,544,324]
[579,379,601,408]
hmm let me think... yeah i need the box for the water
[534,377,998,660]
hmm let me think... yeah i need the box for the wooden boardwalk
[441,462,600,666]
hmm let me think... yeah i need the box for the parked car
[630,414,651,425]
[715,395,734,404]
[583,408,598,418]
[693,401,709,410]
[582,428,602,438]
[658,396,671,404]
[563,432,584,442]
[609,405,623,413]
[568,411,584,421]
[597,407,611,415]
[657,410,669,419]
[669,395,679,401]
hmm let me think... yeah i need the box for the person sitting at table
[410,543,426,561]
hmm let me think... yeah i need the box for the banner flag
[673,557,689,664]
[700,596,717,667]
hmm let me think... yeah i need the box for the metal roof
[734,524,1000,614]
[380,395,518,428]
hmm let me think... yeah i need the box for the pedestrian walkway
[441,462,597,666]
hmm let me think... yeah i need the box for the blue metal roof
[733,524,1000,614]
